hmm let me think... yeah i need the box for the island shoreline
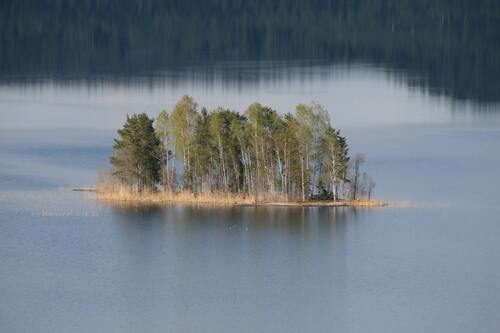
[88,189,386,207]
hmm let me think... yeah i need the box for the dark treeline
[1,0,499,103]
[109,96,375,202]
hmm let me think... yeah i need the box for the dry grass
[97,187,257,206]
[95,186,385,207]
[298,199,386,207]
[340,199,387,207]
[311,199,387,207]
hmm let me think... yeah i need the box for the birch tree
[171,95,198,189]
[155,109,175,191]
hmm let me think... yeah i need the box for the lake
[1,1,500,332]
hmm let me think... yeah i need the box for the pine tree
[189,108,214,192]
[108,96,370,202]
[111,113,161,192]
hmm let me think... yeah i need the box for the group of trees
[110,95,375,202]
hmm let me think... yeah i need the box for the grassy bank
[94,188,385,207]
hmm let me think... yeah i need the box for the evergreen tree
[189,108,214,192]
[110,113,161,192]
[230,112,253,193]
[209,108,232,192]
[109,96,372,202]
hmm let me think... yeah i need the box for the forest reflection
[110,203,366,236]
[1,0,499,103]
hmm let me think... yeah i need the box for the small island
[97,96,384,207]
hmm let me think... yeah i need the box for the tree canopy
[109,96,374,201]
[110,113,161,192]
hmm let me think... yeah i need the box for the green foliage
[109,96,373,200]
[155,110,171,143]
[208,108,244,192]
[321,126,349,201]
[110,113,161,191]
[170,95,198,188]
[155,110,175,190]
[188,108,214,192]
[171,95,198,159]
[245,103,281,196]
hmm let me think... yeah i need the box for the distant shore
[86,189,386,207]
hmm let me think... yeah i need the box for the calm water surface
[1,63,500,332]
[3,0,500,318]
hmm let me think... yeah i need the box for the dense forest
[1,0,499,103]
[107,96,374,203]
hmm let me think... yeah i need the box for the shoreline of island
[97,97,382,208]
[88,189,386,207]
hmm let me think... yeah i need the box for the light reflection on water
[1,64,499,131]
[1,189,500,332]
[1,0,500,329]
[0,63,500,332]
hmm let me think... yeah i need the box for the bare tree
[349,153,365,200]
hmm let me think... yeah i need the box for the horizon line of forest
[106,95,375,202]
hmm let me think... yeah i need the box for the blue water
[1,64,500,332]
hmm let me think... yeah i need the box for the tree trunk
[301,156,305,202]
[218,137,228,191]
